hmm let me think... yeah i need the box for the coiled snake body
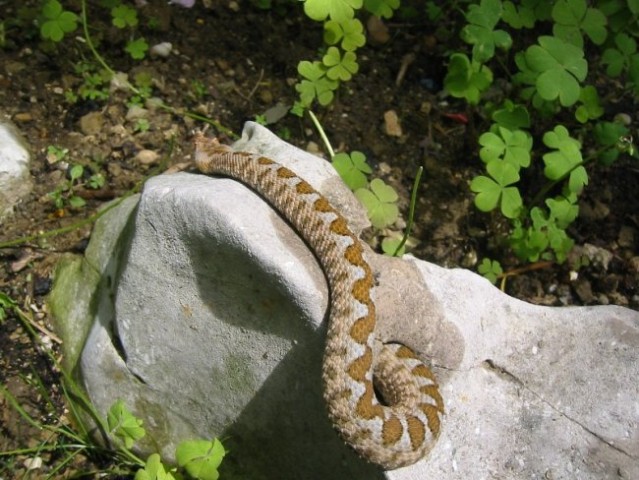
[194,134,443,469]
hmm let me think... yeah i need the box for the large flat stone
[50,123,639,479]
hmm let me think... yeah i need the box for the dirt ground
[1,1,638,477]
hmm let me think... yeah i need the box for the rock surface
[0,120,33,223]
[50,122,639,480]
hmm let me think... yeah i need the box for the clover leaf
[355,179,399,229]
[542,125,588,193]
[134,454,176,480]
[470,160,522,218]
[303,0,362,22]
[322,47,359,81]
[107,399,145,449]
[112,5,138,28]
[176,439,226,480]
[601,33,637,77]
[478,258,503,283]
[296,61,339,106]
[479,126,532,168]
[444,53,493,104]
[501,1,537,29]
[523,35,587,106]
[324,19,365,51]
[40,0,78,42]
[575,85,603,123]
[461,0,512,62]
[125,38,149,60]
[332,151,372,190]
[552,0,607,48]
[492,101,531,130]
[364,0,400,19]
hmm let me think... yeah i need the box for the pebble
[13,112,33,123]
[618,225,636,248]
[384,110,403,137]
[79,111,104,136]
[134,149,159,165]
[573,278,594,303]
[367,16,389,44]
[150,42,172,58]
[126,105,149,121]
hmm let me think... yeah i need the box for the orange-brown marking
[420,385,445,412]
[295,180,316,195]
[406,415,426,450]
[419,403,441,435]
[257,156,275,165]
[347,346,373,381]
[356,382,384,420]
[313,197,334,213]
[349,314,375,344]
[276,166,296,178]
[381,416,403,445]
[412,364,437,382]
[330,217,352,236]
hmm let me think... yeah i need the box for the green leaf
[0,292,17,323]
[461,0,512,62]
[322,47,359,81]
[364,0,400,18]
[492,101,531,130]
[134,454,176,480]
[552,0,607,47]
[324,19,365,51]
[524,36,587,106]
[354,178,399,229]
[69,164,84,182]
[176,439,226,480]
[107,399,145,449]
[601,33,637,77]
[332,151,372,190]
[479,127,532,167]
[470,160,522,218]
[501,1,536,29]
[542,126,582,179]
[125,38,149,60]
[296,61,339,106]
[478,258,503,283]
[575,85,603,123]
[303,0,363,22]
[40,0,78,42]
[444,53,493,104]
[112,5,138,28]
[381,236,405,256]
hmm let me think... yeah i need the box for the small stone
[150,42,172,58]
[79,111,104,136]
[573,279,594,304]
[629,256,639,273]
[367,16,389,44]
[23,457,42,470]
[108,163,123,177]
[135,149,159,165]
[384,110,403,137]
[13,112,33,123]
[618,226,636,248]
[306,141,321,154]
[126,105,149,121]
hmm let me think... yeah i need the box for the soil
[0,1,638,478]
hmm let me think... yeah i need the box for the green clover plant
[442,0,638,282]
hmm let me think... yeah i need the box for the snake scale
[194,133,444,469]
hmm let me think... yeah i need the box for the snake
[193,133,444,469]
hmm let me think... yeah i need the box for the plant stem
[393,166,423,257]
[308,110,335,158]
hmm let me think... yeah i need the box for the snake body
[194,134,443,469]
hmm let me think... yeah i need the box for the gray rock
[50,123,639,480]
[0,121,33,223]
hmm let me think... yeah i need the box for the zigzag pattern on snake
[194,133,444,469]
